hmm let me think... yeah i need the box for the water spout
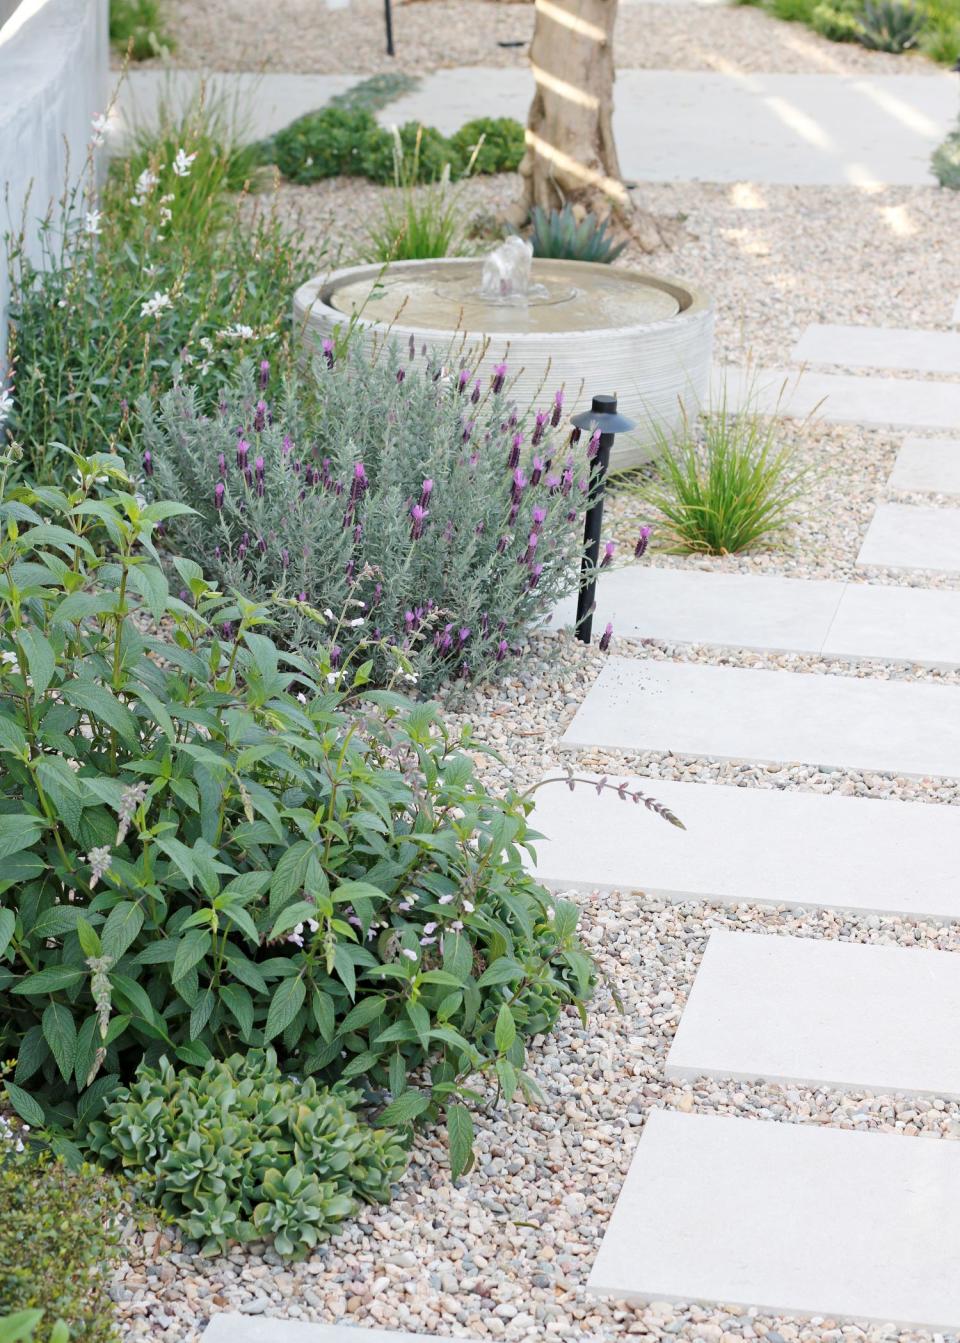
[479,236,539,306]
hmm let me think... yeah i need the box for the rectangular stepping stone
[666,930,960,1097]
[550,567,846,654]
[721,365,960,431]
[792,324,960,375]
[857,501,960,574]
[561,657,960,778]
[889,436,960,495]
[588,1109,960,1328]
[529,774,960,919]
[203,1320,473,1343]
[823,581,960,667]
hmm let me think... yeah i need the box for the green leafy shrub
[637,383,813,554]
[5,123,306,484]
[365,126,480,261]
[932,121,960,186]
[857,0,924,47]
[360,123,461,186]
[0,460,595,1182]
[329,74,422,114]
[272,107,382,184]
[811,2,864,39]
[920,10,960,61]
[90,1049,406,1256]
[0,1146,119,1341]
[528,204,627,264]
[142,348,594,690]
[109,0,173,59]
[449,118,526,175]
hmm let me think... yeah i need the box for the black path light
[384,0,395,55]
[570,393,636,644]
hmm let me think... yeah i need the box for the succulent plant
[527,204,628,264]
[857,0,924,50]
[932,123,960,188]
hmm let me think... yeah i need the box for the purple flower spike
[420,479,433,506]
[142,449,153,477]
[491,362,507,395]
[570,426,582,446]
[532,505,546,530]
[599,621,613,652]
[551,388,564,427]
[281,434,292,455]
[587,429,601,461]
[214,481,225,510]
[281,548,290,569]
[322,337,334,369]
[462,419,475,444]
[236,438,249,471]
[459,626,470,645]
[396,368,406,384]
[546,472,560,493]
[330,644,341,669]
[410,502,429,540]
[471,379,481,404]
[601,540,616,567]
[495,638,509,662]
[634,525,652,559]
[253,400,267,433]
[259,359,270,391]
[528,563,543,589]
[218,452,227,478]
[532,411,548,447]
[457,368,470,394]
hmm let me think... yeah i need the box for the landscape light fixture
[570,393,636,644]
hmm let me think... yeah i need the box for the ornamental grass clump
[143,342,595,691]
[91,1050,407,1256]
[0,450,595,1189]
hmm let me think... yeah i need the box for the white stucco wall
[0,0,109,369]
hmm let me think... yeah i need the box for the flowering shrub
[0,456,594,1192]
[142,343,598,691]
[91,1050,407,1256]
[4,105,305,483]
[0,1145,120,1342]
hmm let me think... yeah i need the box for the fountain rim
[293,257,713,347]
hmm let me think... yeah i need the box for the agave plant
[857,0,924,50]
[528,204,627,264]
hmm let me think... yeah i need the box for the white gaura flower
[90,113,109,147]
[136,167,160,196]
[220,323,255,341]
[140,290,172,319]
[172,147,197,177]
[83,209,102,235]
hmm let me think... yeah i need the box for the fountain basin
[293,258,714,471]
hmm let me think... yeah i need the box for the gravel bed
[137,0,933,75]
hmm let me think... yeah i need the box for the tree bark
[516,0,663,250]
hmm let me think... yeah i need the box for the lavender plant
[142,341,598,691]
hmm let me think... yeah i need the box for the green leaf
[42,1001,77,1083]
[29,905,84,939]
[311,989,335,1042]
[476,957,523,988]
[495,1057,519,1104]
[101,900,144,961]
[17,626,56,696]
[405,999,431,1051]
[0,1309,45,1343]
[495,1003,517,1054]
[76,916,102,958]
[388,1049,407,1098]
[12,965,84,995]
[340,995,386,1034]
[268,899,317,941]
[0,908,15,957]
[0,814,44,861]
[4,1081,45,1127]
[264,974,305,1042]
[172,928,211,983]
[269,840,313,915]
[221,983,255,1039]
[377,1089,431,1127]
[62,678,138,746]
[127,563,169,622]
[447,1102,475,1180]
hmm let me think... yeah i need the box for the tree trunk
[516,0,663,250]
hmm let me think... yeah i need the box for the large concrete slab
[119,67,954,186]
[666,931,960,1097]
[889,437,960,495]
[561,657,960,778]
[721,365,960,430]
[529,774,960,918]
[203,1321,474,1343]
[857,502,960,574]
[588,1109,960,1328]
[822,581,960,667]
[792,324,960,374]
[551,567,846,654]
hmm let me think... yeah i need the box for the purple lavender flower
[495,638,509,662]
[322,337,334,369]
[410,503,429,540]
[522,531,539,563]
[546,472,561,493]
[531,455,545,486]
[351,461,368,502]
[236,439,249,471]
[512,466,527,503]
[532,505,546,530]
[259,359,270,391]
[142,449,153,477]
[470,379,481,404]
[281,434,292,455]
[587,429,601,461]
[254,455,265,497]
[462,419,475,444]
[218,452,227,478]
[330,645,341,669]
[528,563,543,589]
[396,368,406,384]
[221,621,234,640]
[257,535,267,554]
[459,627,470,645]
[506,432,522,471]
[491,362,507,395]
[599,621,613,652]
[532,411,548,447]
[551,388,564,427]
[253,400,267,433]
[214,481,225,510]
[601,540,615,568]
[420,478,433,507]
[497,535,509,555]
[561,467,573,497]
[570,426,582,446]
[634,525,652,559]
[457,368,470,394]
[281,548,290,569]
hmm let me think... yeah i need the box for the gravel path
[138,0,934,74]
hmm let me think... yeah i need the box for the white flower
[221,323,255,341]
[135,167,160,197]
[327,672,338,685]
[0,387,13,425]
[172,147,197,177]
[199,336,213,352]
[401,949,418,961]
[323,608,335,622]
[438,895,454,906]
[159,206,173,225]
[84,210,102,235]
[90,113,109,146]
[347,617,365,628]
[140,290,172,319]
[463,899,475,913]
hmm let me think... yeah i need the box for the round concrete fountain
[293,240,714,471]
